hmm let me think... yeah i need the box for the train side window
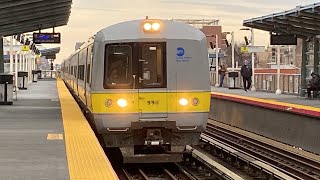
[74,66,78,78]
[104,45,133,88]
[78,65,85,80]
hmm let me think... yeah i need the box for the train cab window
[104,45,132,88]
[141,44,164,87]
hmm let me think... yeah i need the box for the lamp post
[240,28,256,91]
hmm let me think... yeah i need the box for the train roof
[62,19,206,64]
[95,19,206,42]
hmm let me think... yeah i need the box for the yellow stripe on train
[91,92,211,113]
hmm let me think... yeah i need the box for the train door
[138,43,167,119]
[85,45,93,109]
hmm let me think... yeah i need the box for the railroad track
[121,155,230,180]
[204,121,320,180]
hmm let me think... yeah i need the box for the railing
[210,71,301,95]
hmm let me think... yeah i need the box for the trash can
[37,70,42,79]
[32,70,38,83]
[18,71,28,90]
[0,74,13,105]
[228,71,240,89]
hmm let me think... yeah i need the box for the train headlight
[152,22,160,31]
[179,98,188,106]
[143,23,152,31]
[143,21,161,32]
[117,98,128,108]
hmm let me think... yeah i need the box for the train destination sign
[33,33,61,44]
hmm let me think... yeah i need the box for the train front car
[91,19,211,163]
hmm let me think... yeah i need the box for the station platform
[211,86,320,117]
[210,86,320,156]
[0,79,118,180]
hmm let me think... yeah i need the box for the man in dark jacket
[240,60,252,92]
[307,72,320,99]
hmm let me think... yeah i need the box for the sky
[45,0,317,64]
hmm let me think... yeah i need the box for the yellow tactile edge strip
[57,79,119,180]
[212,92,320,112]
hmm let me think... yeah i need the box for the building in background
[172,19,226,49]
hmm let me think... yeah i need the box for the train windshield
[105,45,133,87]
[141,44,164,87]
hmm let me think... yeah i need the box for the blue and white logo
[177,47,185,57]
[176,47,192,62]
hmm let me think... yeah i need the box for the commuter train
[61,19,211,163]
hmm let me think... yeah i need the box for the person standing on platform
[306,72,320,99]
[218,64,227,87]
[240,60,252,92]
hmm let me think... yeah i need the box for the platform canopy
[243,3,320,37]
[0,0,72,37]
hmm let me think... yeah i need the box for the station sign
[33,33,61,44]
[241,46,265,53]
[270,34,297,45]
[21,45,30,51]
[209,53,224,58]
[46,54,56,59]
[248,46,265,53]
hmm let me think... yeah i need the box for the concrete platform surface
[212,86,320,108]
[0,80,69,180]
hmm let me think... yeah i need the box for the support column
[314,37,319,74]
[19,52,22,71]
[15,53,18,90]
[276,45,282,95]
[0,36,4,73]
[300,38,308,96]
[10,36,13,73]
[251,28,256,91]
[215,34,219,87]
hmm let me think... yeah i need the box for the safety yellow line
[57,79,119,180]
[212,92,320,112]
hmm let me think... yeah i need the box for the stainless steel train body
[61,19,211,163]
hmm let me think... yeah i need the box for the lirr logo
[177,47,185,57]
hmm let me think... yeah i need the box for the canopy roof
[243,3,320,37]
[0,0,72,36]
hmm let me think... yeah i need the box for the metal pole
[19,51,22,71]
[231,31,235,71]
[22,51,25,71]
[15,53,18,91]
[0,36,4,73]
[10,36,13,74]
[250,28,256,91]
[276,45,282,94]
[215,34,219,87]
[27,51,31,83]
